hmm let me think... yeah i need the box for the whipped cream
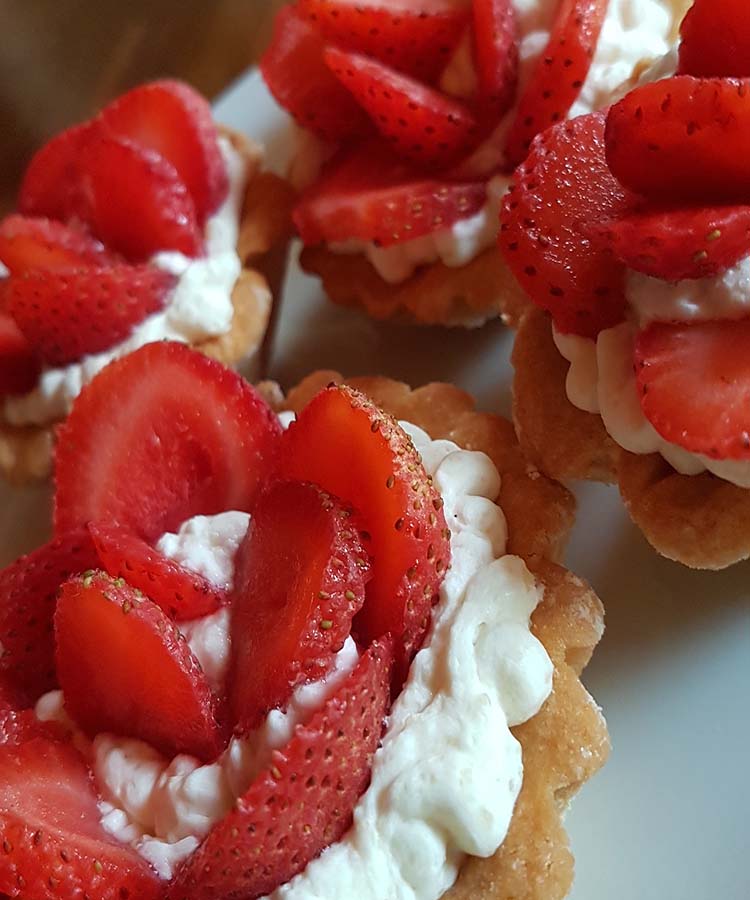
[3,136,249,428]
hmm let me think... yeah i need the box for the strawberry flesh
[678,0,750,78]
[0,313,41,397]
[229,480,370,733]
[0,215,116,275]
[472,0,519,123]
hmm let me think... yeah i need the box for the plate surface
[2,69,748,900]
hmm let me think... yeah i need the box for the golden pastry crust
[282,372,609,900]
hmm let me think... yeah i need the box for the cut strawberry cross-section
[0,215,117,275]
[55,571,225,761]
[168,636,393,900]
[0,312,41,398]
[472,0,519,123]
[678,0,750,78]
[229,480,370,733]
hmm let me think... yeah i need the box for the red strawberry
[0,215,116,275]
[260,5,373,142]
[293,141,487,246]
[678,0,750,78]
[0,714,162,899]
[276,385,450,676]
[472,0,519,122]
[505,0,608,168]
[325,47,481,169]
[80,133,203,259]
[6,264,175,366]
[298,0,469,82]
[100,79,228,224]
[169,636,393,900]
[54,342,282,543]
[230,480,370,733]
[500,112,630,338]
[605,76,750,203]
[89,522,226,622]
[56,571,225,760]
[0,528,99,707]
[595,204,750,281]
[0,313,41,397]
[635,318,750,460]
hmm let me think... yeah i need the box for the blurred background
[1,0,286,212]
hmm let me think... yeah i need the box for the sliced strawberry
[500,112,630,338]
[595,204,750,281]
[505,0,608,167]
[260,5,373,142]
[298,0,469,82]
[0,312,41,397]
[293,141,487,246]
[169,636,393,900]
[0,215,116,275]
[678,0,750,78]
[230,480,370,733]
[276,385,450,676]
[80,133,203,259]
[100,79,228,224]
[54,342,282,543]
[0,715,161,899]
[325,47,481,169]
[635,319,750,460]
[56,571,224,760]
[0,528,99,707]
[6,264,175,366]
[472,0,519,123]
[605,76,750,203]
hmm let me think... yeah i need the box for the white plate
[2,69,748,900]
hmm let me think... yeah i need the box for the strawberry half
[500,111,629,338]
[229,480,370,733]
[260,5,373,142]
[99,79,228,225]
[325,47,481,170]
[89,522,226,621]
[0,714,162,899]
[505,0,608,168]
[6,264,175,366]
[293,141,487,246]
[169,636,393,900]
[605,76,750,203]
[276,385,450,676]
[56,571,225,761]
[678,0,750,78]
[54,341,282,543]
[0,312,41,397]
[635,318,750,460]
[472,0,519,123]
[0,215,116,275]
[0,528,99,707]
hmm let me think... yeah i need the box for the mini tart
[0,129,295,486]
[279,371,609,900]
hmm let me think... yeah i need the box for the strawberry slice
[325,47,481,169]
[229,480,370,733]
[0,714,162,899]
[169,636,393,900]
[56,571,225,760]
[505,0,608,168]
[298,0,469,82]
[293,141,487,246]
[472,0,519,123]
[0,528,99,707]
[54,342,282,543]
[635,318,750,460]
[678,0,750,78]
[500,112,629,338]
[260,5,373,142]
[276,385,450,676]
[0,312,41,397]
[595,204,750,281]
[605,76,750,203]
[0,215,116,275]
[99,79,228,224]
[89,522,226,621]
[6,264,175,366]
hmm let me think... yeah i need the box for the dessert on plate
[260,0,686,327]
[0,79,294,484]
[501,0,750,568]
[0,341,608,899]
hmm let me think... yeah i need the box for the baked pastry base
[282,372,609,900]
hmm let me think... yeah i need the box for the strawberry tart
[0,79,294,484]
[0,342,607,899]
[259,0,686,327]
[502,0,750,568]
